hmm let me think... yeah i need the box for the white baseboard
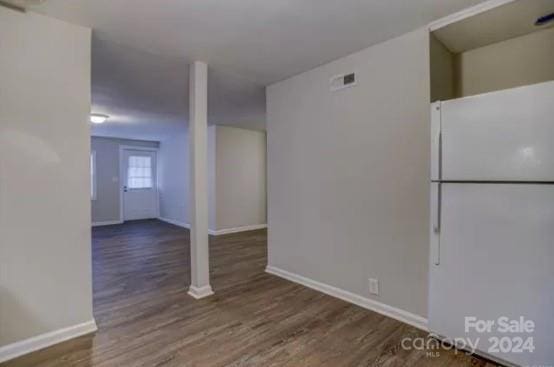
[188,285,214,299]
[157,217,190,229]
[92,220,123,227]
[157,219,266,236]
[209,224,267,236]
[0,320,97,363]
[266,266,428,331]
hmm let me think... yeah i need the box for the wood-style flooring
[2,220,499,367]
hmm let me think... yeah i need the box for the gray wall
[91,137,159,224]
[430,34,455,102]
[454,27,554,97]
[158,131,190,226]
[0,9,93,346]
[267,29,430,318]
[211,126,267,231]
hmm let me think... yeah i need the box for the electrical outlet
[369,278,379,296]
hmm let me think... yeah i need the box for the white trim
[119,145,159,153]
[158,217,190,229]
[188,285,214,299]
[209,224,268,236]
[90,150,97,201]
[157,218,266,235]
[119,146,124,222]
[92,220,123,227]
[0,320,97,364]
[428,0,517,31]
[119,146,160,222]
[266,266,428,331]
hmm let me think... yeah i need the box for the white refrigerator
[429,81,554,367]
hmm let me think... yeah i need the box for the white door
[429,183,554,366]
[122,149,158,221]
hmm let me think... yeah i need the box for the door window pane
[127,156,152,189]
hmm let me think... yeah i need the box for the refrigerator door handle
[434,183,442,235]
[431,102,442,181]
[431,183,441,266]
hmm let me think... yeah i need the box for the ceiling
[90,35,266,140]
[29,0,492,139]
[34,0,489,84]
[434,0,554,53]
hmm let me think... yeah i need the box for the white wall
[91,137,159,224]
[211,126,267,231]
[267,29,430,319]
[159,126,267,233]
[0,7,94,349]
[158,131,190,226]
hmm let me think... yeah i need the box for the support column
[188,61,213,299]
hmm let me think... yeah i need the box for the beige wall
[430,34,455,102]
[92,137,159,224]
[158,131,190,226]
[158,126,266,232]
[267,29,430,318]
[208,126,217,230]
[455,27,554,97]
[210,126,267,231]
[0,9,93,347]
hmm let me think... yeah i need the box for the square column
[188,61,213,299]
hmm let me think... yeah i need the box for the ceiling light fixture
[90,114,109,124]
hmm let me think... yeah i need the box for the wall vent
[535,12,554,26]
[330,72,357,92]
[0,0,45,12]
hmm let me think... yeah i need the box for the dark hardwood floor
[3,220,499,367]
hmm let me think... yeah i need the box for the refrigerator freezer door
[429,184,554,366]
[441,81,554,181]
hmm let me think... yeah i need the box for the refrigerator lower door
[429,183,554,366]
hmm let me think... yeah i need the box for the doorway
[119,147,159,221]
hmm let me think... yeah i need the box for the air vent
[0,0,46,12]
[330,72,357,92]
[535,12,554,26]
